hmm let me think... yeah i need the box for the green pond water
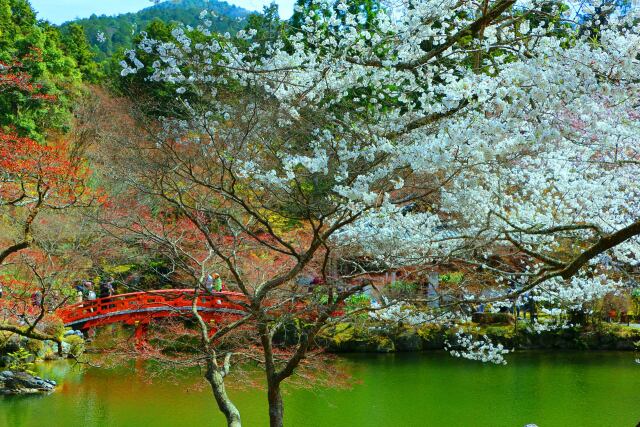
[1,351,638,427]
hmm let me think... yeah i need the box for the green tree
[61,23,102,82]
[0,0,82,139]
[243,3,283,51]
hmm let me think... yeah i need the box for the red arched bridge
[56,289,247,332]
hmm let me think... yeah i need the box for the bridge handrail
[64,288,244,307]
[56,289,247,325]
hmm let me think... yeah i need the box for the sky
[29,0,295,24]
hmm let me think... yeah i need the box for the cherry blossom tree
[100,77,392,426]
[120,0,640,425]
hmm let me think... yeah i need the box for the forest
[59,0,251,62]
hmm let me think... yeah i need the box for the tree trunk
[205,361,242,427]
[267,380,284,427]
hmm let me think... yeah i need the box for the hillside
[61,0,251,62]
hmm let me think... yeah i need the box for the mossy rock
[0,334,20,356]
[374,336,395,353]
[321,323,397,353]
[416,324,443,340]
[472,312,515,325]
[395,330,423,352]
[415,325,446,349]
[323,323,356,346]
[579,331,599,349]
[62,335,85,358]
[614,339,636,350]
[273,320,305,346]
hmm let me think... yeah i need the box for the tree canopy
[60,0,250,62]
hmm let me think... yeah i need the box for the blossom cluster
[445,330,510,365]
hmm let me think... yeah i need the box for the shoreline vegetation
[321,321,640,353]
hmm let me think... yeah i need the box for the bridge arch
[56,289,247,330]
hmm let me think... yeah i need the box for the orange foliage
[0,130,90,207]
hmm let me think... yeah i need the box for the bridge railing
[56,289,246,326]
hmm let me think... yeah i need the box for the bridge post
[134,322,149,351]
[208,324,218,338]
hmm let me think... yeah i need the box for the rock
[37,340,64,360]
[375,337,395,353]
[472,312,515,325]
[0,370,56,395]
[395,330,423,352]
[615,339,636,350]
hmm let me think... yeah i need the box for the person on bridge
[205,274,214,293]
[205,273,223,293]
[74,281,85,303]
[204,273,222,294]
[85,282,97,313]
[31,291,43,307]
[86,283,96,300]
[100,277,115,298]
[213,273,223,292]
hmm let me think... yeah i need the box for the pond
[1,351,638,427]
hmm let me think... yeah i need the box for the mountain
[61,0,251,62]
[147,0,248,17]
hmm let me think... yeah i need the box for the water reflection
[1,352,638,427]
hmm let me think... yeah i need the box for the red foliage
[0,130,90,207]
[0,48,56,103]
[0,253,73,335]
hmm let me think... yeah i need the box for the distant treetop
[60,0,251,62]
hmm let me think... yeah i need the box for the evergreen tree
[0,0,82,139]
[60,23,102,82]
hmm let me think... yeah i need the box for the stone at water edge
[0,370,57,395]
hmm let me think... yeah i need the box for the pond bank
[319,321,640,353]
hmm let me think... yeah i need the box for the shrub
[389,280,418,297]
[440,272,464,284]
[24,339,44,355]
[63,334,85,358]
[345,293,370,312]
[632,289,640,318]
[41,315,66,339]
[103,264,136,274]
[42,348,57,361]
[7,348,36,375]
